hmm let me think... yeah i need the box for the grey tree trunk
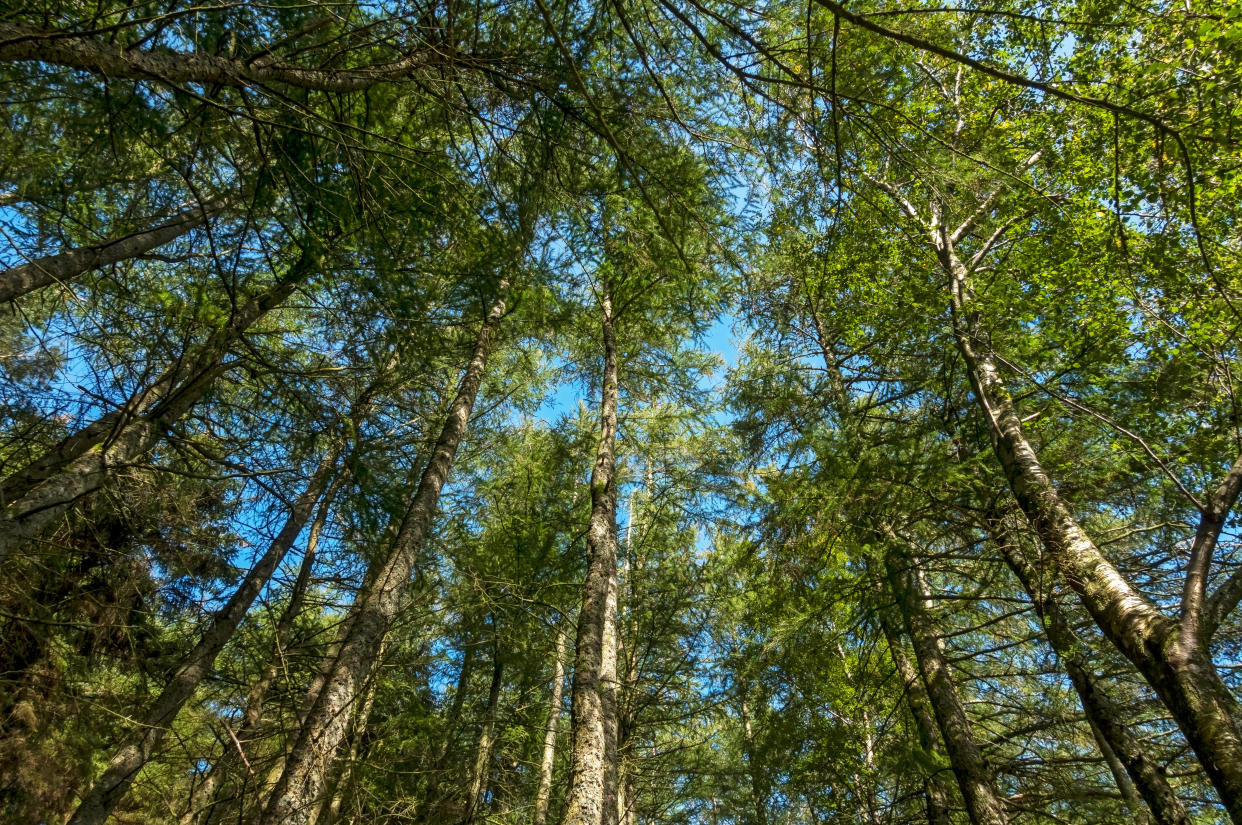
[259,288,508,825]
[616,772,636,825]
[66,445,342,825]
[875,590,952,825]
[1089,716,1148,824]
[738,697,770,825]
[418,633,477,823]
[561,283,621,825]
[535,622,569,825]
[990,520,1187,825]
[0,254,309,562]
[884,547,1011,825]
[870,178,1242,821]
[316,641,384,825]
[0,164,165,208]
[943,241,1242,820]
[0,196,226,303]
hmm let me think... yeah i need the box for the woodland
[0,2,1241,825]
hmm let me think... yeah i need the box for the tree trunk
[0,254,310,562]
[1089,714,1148,824]
[66,445,342,825]
[884,546,1010,825]
[561,282,621,825]
[534,621,568,825]
[875,590,953,825]
[616,771,636,825]
[0,21,438,93]
[862,177,1242,820]
[182,474,341,825]
[0,163,166,209]
[616,521,638,825]
[259,287,508,825]
[316,641,383,825]
[418,633,477,823]
[990,520,1187,825]
[937,226,1242,819]
[464,632,505,825]
[0,196,226,303]
[738,697,770,825]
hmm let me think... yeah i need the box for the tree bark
[0,21,440,93]
[561,282,621,825]
[737,696,771,825]
[0,254,309,562]
[0,164,166,209]
[316,641,383,825]
[0,196,226,303]
[259,287,508,825]
[1089,715,1149,824]
[616,771,636,825]
[884,546,1010,825]
[990,520,1187,825]
[939,230,1242,820]
[463,632,505,825]
[869,177,1242,821]
[66,445,342,825]
[875,589,953,825]
[417,633,477,824]
[534,621,568,825]
[182,474,341,825]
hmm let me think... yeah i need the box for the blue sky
[535,313,742,424]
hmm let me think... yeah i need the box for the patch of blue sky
[530,309,745,427]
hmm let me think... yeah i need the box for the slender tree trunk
[0,164,166,208]
[808,299,951,825]
[989,520,1187,825]
[259,287,508,825]
[616,771,636,825]
[875,597,952,825]
[0,196,226,303]
[534,622,568,825]
[561,282,621,825]
[464,632,505,825]
[863,176,1242,820]
[833,640,882,825]
[418,633,477,823]
[616,501,640,825]
[738,697,770,825]
[66,445,342,825]
[182,476,340,825]
[884,547,1010,825]
[1089,715,1148,823]
[0,254,310,562]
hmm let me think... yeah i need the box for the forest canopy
[1,2,1241,825]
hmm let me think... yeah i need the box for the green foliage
[2,1,1242,824]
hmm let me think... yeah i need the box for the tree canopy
[1,1,1241,824]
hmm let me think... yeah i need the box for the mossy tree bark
[535,621,569,825]
[871,177,1242,822]
[884,545,1011,825]
[0,195,228,303]
[0,253,312,562]
[989,519,1187,825]
[561,281,621,825]
[182,476,342,825]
